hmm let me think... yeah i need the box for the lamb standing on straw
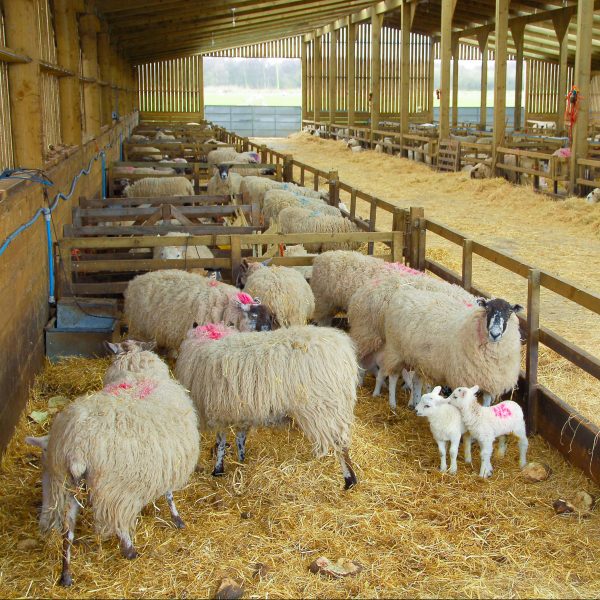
[26,340,199,587]
[175,323,359,489]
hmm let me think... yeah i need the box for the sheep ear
[476,298,487,308]
[261,258,272,266]
[432,385,442,395]
[141,341,157,351]
[470,385,480,394]
[25,435,49,450]
[192,321,199,329]
[104,341,121,354]
[512,304,524,313]
[253,297,261,304]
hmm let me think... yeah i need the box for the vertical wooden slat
[526,269,540,433]
[313,34,322,122]
[493,0,509,170]
[348,22,355,125]
[462,239,473,292]
[439,0,455,140]
[401,2,411,135]
[370,11,383,135]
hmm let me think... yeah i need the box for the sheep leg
[235,430,247,463]
[463,432,472,465]
[437,440,448,472]
[482,392,493,407]
[408,374,423,408]
[373,368,386,398]
[118,532,138,560]
[479,441,494,478]
[357,366,366,387]
[212,432,227,476]
[339,448,357,490]
[388,374,399,411]
[165,491,185,529]
[58,495,79,587]
[497,435,507,458]
[448,436,460,474]
[515,423,529,468]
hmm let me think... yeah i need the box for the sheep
[207,149,259,170]
[206,164,244,199]
[350,146,364,153]
[174,323,359,489]
[25,347,199,586]
[470,156,534,184]
[103,339,170,383]
[278,207,361,253]
[236,259,315,326]
[415,386,472,474]
[586,188,600,204]
[282,244,314,280]
[346,138,360,148]
[123,176,194,198]
[154,130,176,141]
[152,232,217,277]
[130,146,163,161]
[310,251,421,325]
[377,286,523,411]
[240,177,329,210]
[448,385,528,478]
[124,269,276,351]
[130,134,149,142]
[263,189,340,225]
[347,270,475,407]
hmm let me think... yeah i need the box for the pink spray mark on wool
[236,292,256,305]
[193,322,235,342]
[492,403,512,419]
[103,380,157,399]
[208,279,219,287]
[382,262,423,276]
[464,301,473,308]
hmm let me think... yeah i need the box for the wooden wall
[0,0,138,453]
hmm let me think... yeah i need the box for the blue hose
[43,208,55,304]
[101,153,106,199]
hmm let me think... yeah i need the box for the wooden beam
[301,40,308,120]
[4,0,43,168]
[492,0,509,171]
[347,21,356,126]
[370,9,383,132]
[439,0,457,140]
[511,22,525,130]
[400,0,411,135]
[428,36,435,121]
[79,14,101,139]
[451,34,459,128]
[477,30,489,130]
[313,33,322,122]
[553,11,571,135]
[569,0,594,193]
[329,26,338,123]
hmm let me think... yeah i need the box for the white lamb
[153,231,215,264]
[175,323,359,489]
[415,386,472,474]
[236,258,315,326]
[26,343,199,587]
[124,270,276,351]
[586,188,600,204]
[449,385,528,478]
[123,176,194,197]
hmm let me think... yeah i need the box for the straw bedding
[259,133,600,424]
[0,356,599,598]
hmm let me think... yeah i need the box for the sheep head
[475,298,523,343]
[104,340,157,355]
[414,385,446,417]
[448,385,480,409]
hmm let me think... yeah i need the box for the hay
[257,134,600,424]
[1,357,600,598]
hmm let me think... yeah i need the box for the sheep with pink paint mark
[415,386,472,474]
[449,385,528,478]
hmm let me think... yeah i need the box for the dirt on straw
[1,357,600,598]
[258,133,600,424]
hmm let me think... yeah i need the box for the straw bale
[1,357,599,598]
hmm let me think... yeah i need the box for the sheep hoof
[372,390,381,398]
[212,467,225,477]
[344,474,357,490]
[58,573,73,587]
[480,468,493,479]
[448,467,457,475]
[172,515,185,529]
[122,546,138,560]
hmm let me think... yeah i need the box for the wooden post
[368,199,377,255]
[198,55,204,120]
[301,41,308,121]
[370,10,383,136]
[492,0,509,173]
[511,23,525,132]
[526,269,540,434]
[350,188,357,218]
[328,170,339,207]
[439,0,456,140]
[97,27,112,127]
[313,34,322,124]
[392,207,405,263]
[347,22,356,126]
[477,31,489,131]
[54,0,83,146]
[260,144,268,164]
[569,0,593,193]
[400,1,411,137]
[230,235,242,285]
[553,11,571,136]
[79,13,102,139]
[4,0,44,168]
[428,37,436,122]
[283,154,294,182]
[462,239,472,292]
[409,206,425,270]
[329,27,337,125]
[451,36,459,128]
